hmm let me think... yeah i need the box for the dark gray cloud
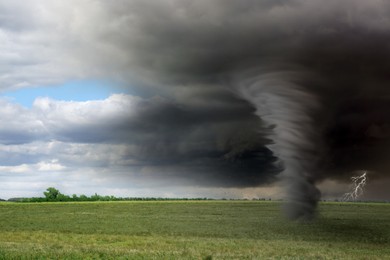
[92,2,390,171]
[113,94,279,187]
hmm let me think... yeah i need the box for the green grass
[0,201,389,259]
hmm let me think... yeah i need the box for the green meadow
[0,201,388,259]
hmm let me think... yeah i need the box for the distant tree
[21,197,46,203]
[91,193,102,201]
[57,193,70,202]
[8,198,24,202]
[72,194,79,201]
[79,194,88,201]
[44,187,60,201]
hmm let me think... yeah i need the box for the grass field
[0,201,389,259]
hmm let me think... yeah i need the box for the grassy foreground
[0,201,389,259]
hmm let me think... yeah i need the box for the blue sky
[2,80,127,107]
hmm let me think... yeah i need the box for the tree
[79,194,88,201]
[72,194,79,201]
[57,193,70,202]
[43,187,60,201]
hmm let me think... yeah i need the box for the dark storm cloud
[116,94,279,187]
[96,1,390,173]
[99,0,302,84]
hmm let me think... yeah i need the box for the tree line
[5,187,213,202]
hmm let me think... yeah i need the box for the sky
[3,80,128,108]
[0,0,389,204]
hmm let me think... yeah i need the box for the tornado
[231,67,322,219]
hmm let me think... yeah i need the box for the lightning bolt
[342,171,368,201]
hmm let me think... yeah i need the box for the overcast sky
[1,0,389,200]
